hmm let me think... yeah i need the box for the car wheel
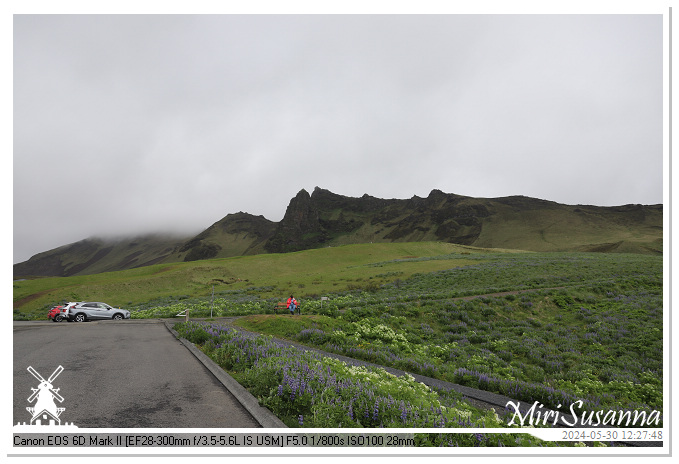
[74,313,86,323]
[112,313,123,320]
[54,315,63,322]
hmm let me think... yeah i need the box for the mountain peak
[296,188,311,198]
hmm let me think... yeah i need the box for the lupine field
[174,321,574,447]
[158,250,663,445]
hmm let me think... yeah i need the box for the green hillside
[472,199,663,253]
[12,233,190,277]
[14,241,502,317]
[170,249,662,433]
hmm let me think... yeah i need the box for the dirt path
[13,288,58,309]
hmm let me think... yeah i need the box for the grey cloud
[13,14,663,263]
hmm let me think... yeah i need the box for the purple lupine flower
[399,402,408,422]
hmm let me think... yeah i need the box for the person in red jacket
[287,295,297,315]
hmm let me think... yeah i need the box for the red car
[48,304,68,322]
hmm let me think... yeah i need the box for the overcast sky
[13,12,664,264]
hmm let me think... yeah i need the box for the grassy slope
[325,203,661,255]
[13,234,190,278]
[14,241,504,316]
[226,250,663,416]
[472,200,662,253]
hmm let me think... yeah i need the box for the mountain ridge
[14,187,663,278]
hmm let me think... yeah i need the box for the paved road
[13,320,260,428]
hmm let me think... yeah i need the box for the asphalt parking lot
[13,320,261,428]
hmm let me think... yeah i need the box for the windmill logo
[15,365,77,428]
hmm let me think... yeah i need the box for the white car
[67,302,131,322]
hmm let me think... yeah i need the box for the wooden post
[210,285,214,318]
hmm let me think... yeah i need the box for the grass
[222,251,663,418]
[13,241,501,317]
[140,249,663,423]
[236,314,345,339]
